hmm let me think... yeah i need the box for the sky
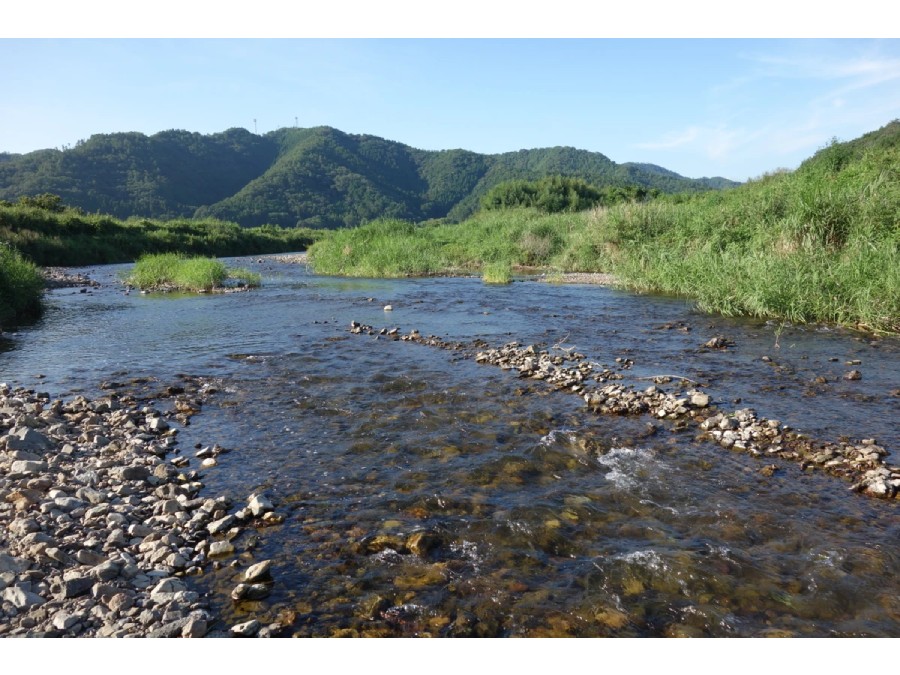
[2,20,898,182]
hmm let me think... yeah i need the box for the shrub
[125,253,258,292]
[0,243,43,326]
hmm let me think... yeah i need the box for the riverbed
[2,255,898,636]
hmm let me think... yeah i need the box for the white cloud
[638,125,750,162]
[636,127,699,150]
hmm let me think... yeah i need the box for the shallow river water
[2,256,898,636]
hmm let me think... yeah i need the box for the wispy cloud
[637,42,900,179]
[637,125,750,162]
[750,52,900,86]
[636,127,699,150]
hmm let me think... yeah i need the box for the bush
[482,260,512,284]
[125,253,259,292]
[0,243,43,327]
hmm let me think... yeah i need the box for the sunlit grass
[308,130,900,333]
[0,242,43,326]
[125,253,260,292]
[482,260,512,284]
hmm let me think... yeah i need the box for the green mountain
[0,126,740,228]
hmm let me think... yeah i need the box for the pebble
[0,381,279,637]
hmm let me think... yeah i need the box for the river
[1,255,898,636]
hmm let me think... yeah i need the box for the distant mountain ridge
[0,126,740,228]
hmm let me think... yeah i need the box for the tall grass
[482,260,512,284]
[126,253,260,292]
[308,126,900,333]
[591,141,899,332]
[308,210,573,277]
[0,242,43,327]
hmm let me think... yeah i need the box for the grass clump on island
[482,260,512,284]
[126,253,261,292]
[0,242,43,328]
[309,121,900,333]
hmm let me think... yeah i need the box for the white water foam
[596,446,656,490]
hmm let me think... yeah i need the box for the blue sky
[1,38,898,181]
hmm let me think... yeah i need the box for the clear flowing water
[2,256,898,636]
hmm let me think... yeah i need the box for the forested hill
[0,126,739,228]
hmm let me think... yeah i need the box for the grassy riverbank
[309,122,899,333]
[0,197,320,267]
[0,197,317,324]
[0,243,43,328]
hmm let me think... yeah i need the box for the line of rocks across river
[349,321,899,501]
[0,380,284,637]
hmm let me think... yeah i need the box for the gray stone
[118,466,150,481]
[56,575,93,599]
[9,518,40,537]
[165,552,188,569]
[150,577,186,600]
[230,619,261,637]
[248,493,274,517]
[52,610,82,631]
[9,449,41,462]
[690,393,711,408]
[6,427,54,453]
[157,499,182,514]
[90,560,122,582]
[77,486,106,505]
[146,617,191,638]
[128,523,154,537]
[2,585,46,609]
[207,514,235,535]
[147,417,169,432]
[54,496,86,512]
[75,549,106,566]
[181,616,208,638]
[243,560,273,583]
[44,547,72,564]
[10,460,48,475]
[0,554,29,574]
[107,592,134,613]
[231,583,270,601]
[208,541,234,557]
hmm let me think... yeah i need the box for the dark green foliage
[1,127,738,230]
[0,200,319,267]
[481,176,656,213]
[15,193,66,212]
[0,128,277,220]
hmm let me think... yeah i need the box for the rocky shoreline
[0,379,284,637]
[349,321,899,501]
[41,268,100,290]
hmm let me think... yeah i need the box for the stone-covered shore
[0,380,282,638]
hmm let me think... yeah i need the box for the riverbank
[0,380,284,637]
[308,123,899,333]
[0,201,320,269]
